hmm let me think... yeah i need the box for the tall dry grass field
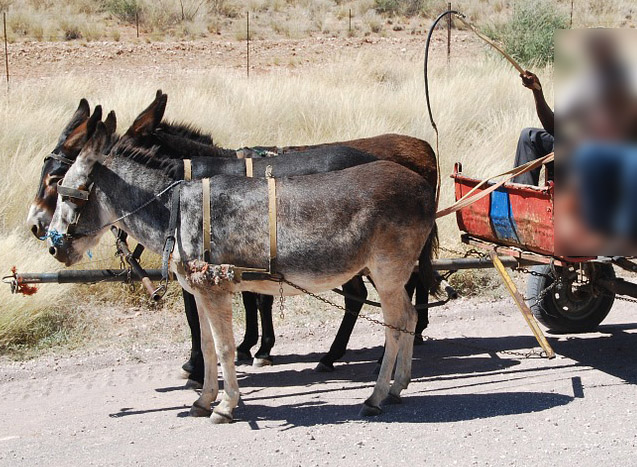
[0,44,551,351]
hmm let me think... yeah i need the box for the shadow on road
[235,391,573,427]
[111,325,636,426]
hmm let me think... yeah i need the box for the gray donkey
[48,122,436,423]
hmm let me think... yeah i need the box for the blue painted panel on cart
[489,188,520,243]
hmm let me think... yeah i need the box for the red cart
[452,161,637,333]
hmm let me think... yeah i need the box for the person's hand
[520,70,542,91]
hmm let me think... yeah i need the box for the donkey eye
[49,175,64,185]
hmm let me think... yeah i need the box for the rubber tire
[526,263,615,333]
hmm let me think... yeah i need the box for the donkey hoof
[359,402,382,417]
[236,350,252,363]
[189,402,212,418]
[315,361,335,373]
[253,357,273,368]
[383,393,402,405]
[210,411,233,424]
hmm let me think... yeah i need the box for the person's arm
[521,70,554,136]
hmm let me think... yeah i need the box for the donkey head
[48,120,116,266]
[26,99,103,238]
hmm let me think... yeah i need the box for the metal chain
[516,266,552,279]
[281,278,418,336]
[612,294,637,304]
[278,280,285,319]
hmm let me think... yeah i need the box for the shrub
[374,0,441,17]
[105,0,140,23]
[488,0,569,66]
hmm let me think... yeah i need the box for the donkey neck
[93,156,175,254]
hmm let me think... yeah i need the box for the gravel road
[1,297,635,466]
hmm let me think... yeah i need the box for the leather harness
[195,158,277,278]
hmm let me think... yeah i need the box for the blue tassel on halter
[40,229,65,247]
[86,250,93,259]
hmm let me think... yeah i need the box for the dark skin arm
[521,70,554,136]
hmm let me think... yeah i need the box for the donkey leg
[237,292,259,362]
[360,285,414,416]
[254,294,275,367]
[199,292,240,424]
[182,290,205,385]
[388,290,418,402]
[189,296,219,418]
[414,274,429,342]
[316,276,366,372]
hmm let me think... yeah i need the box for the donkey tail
[418,222,440,296]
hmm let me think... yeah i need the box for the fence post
[246,11,250,78]
[135,10,139,38]
[349,9,352,32]
[3,12,8,88]
[570,0,574,28]
[447,2,451,63]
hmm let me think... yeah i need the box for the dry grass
[0,44,550,351]
[0,0,633,43]
[0,0,631,353]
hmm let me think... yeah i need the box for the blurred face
[554,30,637,256]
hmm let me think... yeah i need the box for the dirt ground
[1,296,636,466]
[6,29,478,81]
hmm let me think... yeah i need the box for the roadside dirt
[6,29,479,82]
[1,297,636,466]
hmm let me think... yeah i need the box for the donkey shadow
[234,391,573,427]
[129,326,637,425]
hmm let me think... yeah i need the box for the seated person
[513,70,554,185]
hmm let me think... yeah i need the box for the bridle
[44,151,76,167]
[51,178,94,242]
[48,171,183,247]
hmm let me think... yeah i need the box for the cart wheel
[526,263,615,333]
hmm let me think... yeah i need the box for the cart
[452,160,637,334]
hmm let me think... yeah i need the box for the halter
[44,152,76,166]
[49,176,183,245]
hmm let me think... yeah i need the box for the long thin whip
[424,10,539,209]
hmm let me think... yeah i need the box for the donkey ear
[62,104,102,155]
[104,111,117,135]
[85,105,103,138]
[126,91,168,136]
[79,121,110,166]
[58,98,91,143]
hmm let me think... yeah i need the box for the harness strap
[202,178,211,262]
[266,167,278,273]
[161,184,182,281]
[245,157,254,178]
[183,159,192,181]
[45,152,75,166]
[57,179,92,201]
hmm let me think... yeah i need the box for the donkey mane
[112,137,182,177]
[157,121,213,145]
